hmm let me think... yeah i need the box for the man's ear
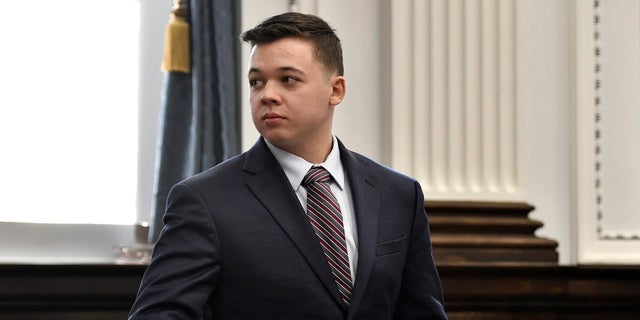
[329,76,346,106]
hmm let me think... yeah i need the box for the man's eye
[282,76,297,84]
[249,79,262,87]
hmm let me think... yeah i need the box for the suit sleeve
[129,183,221,320]
[393,180,448,320]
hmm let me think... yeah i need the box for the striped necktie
[303,166,352,308]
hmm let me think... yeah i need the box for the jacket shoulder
[180,152,248,188]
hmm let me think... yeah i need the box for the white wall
[519,0,574,263]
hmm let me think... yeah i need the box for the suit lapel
[243,139,345,308]
[338,141,380,317]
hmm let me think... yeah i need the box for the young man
[129,12,447,319]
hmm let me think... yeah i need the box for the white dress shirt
[264,136,359,283]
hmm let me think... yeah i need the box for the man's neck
[266,135,334,164]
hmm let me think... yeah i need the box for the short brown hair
[241,12,344,76]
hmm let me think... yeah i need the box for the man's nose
[260,82,282,105]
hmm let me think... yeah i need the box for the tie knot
[303,166,332,186]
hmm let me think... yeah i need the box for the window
[0,0,171,226]
[0,0,170,262]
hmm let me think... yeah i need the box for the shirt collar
[264,136,345,191]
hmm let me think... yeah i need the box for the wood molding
[427,200,559,265]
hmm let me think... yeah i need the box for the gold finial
[171,0,186,18]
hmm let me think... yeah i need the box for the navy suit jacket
[129,138,447,319]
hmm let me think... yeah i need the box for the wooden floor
[441,264,640,320]
[1,263,639,319]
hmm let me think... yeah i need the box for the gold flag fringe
[161,1,190,73]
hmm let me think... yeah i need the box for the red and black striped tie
[303,166,352,308]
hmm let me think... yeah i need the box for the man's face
[248,37,344,156]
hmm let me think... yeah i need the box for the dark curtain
[149,0,241,243]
